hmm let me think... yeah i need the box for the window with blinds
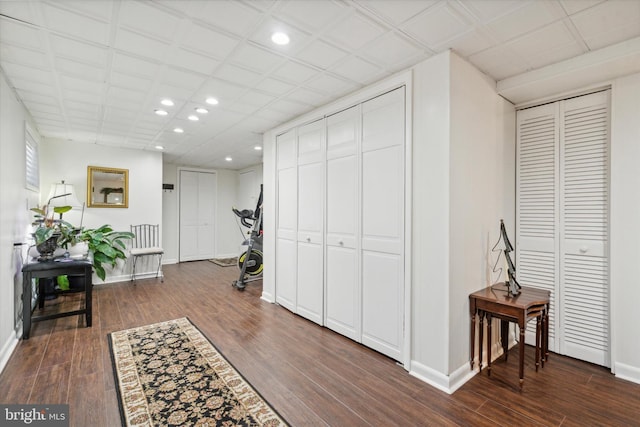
[25,128,39,191]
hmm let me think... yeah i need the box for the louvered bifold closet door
[559,91,610,367]
[517,91,610,367]
[516,102,560,350]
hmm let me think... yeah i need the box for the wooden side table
[22,258,93,339]
[469,283,550,388]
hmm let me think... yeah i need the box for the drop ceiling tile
[570,0,640,50]
[304,74,359,96]
[236,91,277,109]
[0,43,49,68]
[1,62,54,85]
[402,3,473,48]
[63,89,104,104]
[0,1,42,26]
[295,39,348,69]
[106,86,147,104]
[181,23,240,59]
[66,108,100,120]
[439,28,496,57]
[324,12,386,50]
[215,63,262,87]
[160,67,207,91]
[360,32,424,67]
[457,0,528,23]
[50,35,109,66]
[111,52,161,80]
[51,0,114,22]
[167,48,221,76]
[195,1,263,37]
[525,40,584,70]
[118,1,182,42]
[285,87,332,108]
[109,71,153,92]
[276,0,348,32]
[24,101,62,115]
[114,28,170,62]
[59,75,104,95]
[272,61,319,84]
[486,1,567,42]
[196,78,247,104]
[41,3,109,45]
[257,78,296,96]
[560,0,606,15]
[15,82,58,98]
[0,19,43,49]
[506,21,577,59]
[231,44,285,74]
[468,44,529,80]
[356,0,437,25]
[20,92,59,107]
[155,83,196,104]
[329,56,384,84]
[55,58,107,82]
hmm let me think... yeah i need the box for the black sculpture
[492,219,521,296]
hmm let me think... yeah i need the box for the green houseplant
[77,225,134,281]
[31,204,74,260]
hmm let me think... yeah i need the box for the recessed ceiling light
[154,109,168,116]
[173,127,184,133]
[254,146,262,151]
[155,145,164,150]
[160,99,174,106]
[195,107,208,114]
[188,115,199,121]
[225,156,232,162]
[271,32,290,45]
[206,97,219,105]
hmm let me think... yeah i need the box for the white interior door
[360,88,405,361]
[179,170,216,262]
[516,91,610,367]
[325,106,360,340]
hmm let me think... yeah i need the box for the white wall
[0,71,40,372]
[409,51,516,392]
[610,72,640,384]
[39,139,163,282]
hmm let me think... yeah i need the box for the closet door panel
[516,102,560,349]
[276,238,296,312]
[361,251,403,361]
[276,130,297,310]
[325,246,359,341]
[559,91,610,366]
[297,242,324,324]
[360,88,405,361]
[326,106,359,338]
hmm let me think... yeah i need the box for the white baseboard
[614,361,640,385]
[162,258,178,265]
[409,360,477,394]
[0,331,19,375]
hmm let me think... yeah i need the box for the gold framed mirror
[87,166,128,208]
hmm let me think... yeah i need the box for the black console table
[22,259,93,339]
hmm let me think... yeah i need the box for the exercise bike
[231,185,263,291]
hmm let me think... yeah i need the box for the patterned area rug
[208,257,238,267]
[109,318,288,427]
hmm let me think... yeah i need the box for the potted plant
[31,204,74,260]
[77,225,134,281]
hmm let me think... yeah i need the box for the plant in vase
[31,204,74,260]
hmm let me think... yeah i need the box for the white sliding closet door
[517,90,610,367]
[275,130,297,312]
[360,88,405,361]
[179,170,216,262]
[296,119,325,325]
[326,106,360,340]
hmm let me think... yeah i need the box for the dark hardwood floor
[2,261,639,426]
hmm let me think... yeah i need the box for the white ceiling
[1,0,639,170]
